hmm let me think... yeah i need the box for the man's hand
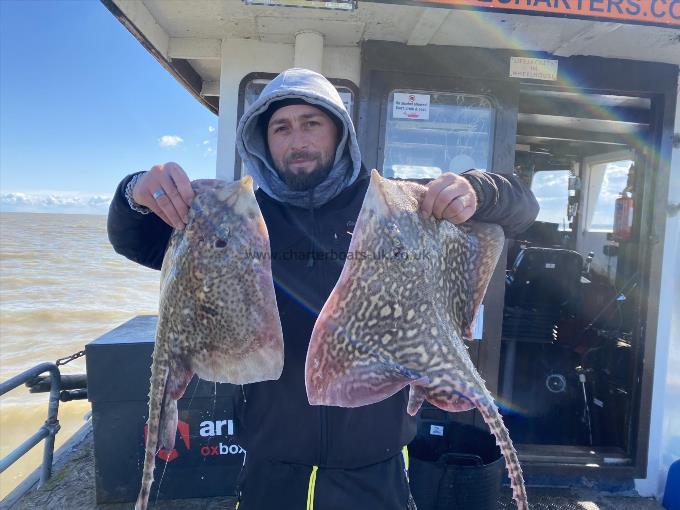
[420,172,477,224]
[132,162,194,229]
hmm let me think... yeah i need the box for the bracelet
[125,172,151,214]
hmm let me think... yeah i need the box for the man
[108,68,538,510]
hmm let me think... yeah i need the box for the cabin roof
[101,0,680,114]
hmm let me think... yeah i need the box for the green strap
[306,465,319,510]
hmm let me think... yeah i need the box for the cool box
[86,315,244,503]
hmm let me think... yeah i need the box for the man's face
[266,104,339,191]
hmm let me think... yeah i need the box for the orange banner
[409,0,680,27]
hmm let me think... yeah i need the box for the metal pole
[0,429,49,473]
[0,362,61,486]
[41,364,62,486]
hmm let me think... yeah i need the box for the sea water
[0,212,159,498]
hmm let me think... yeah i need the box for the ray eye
[214,239,227,248]
[393,247,408,260]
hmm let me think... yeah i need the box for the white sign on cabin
[393,93,430,120]
[509,57,559,81]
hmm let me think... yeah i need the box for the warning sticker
[393,93,430,120]
[510,57,559,81]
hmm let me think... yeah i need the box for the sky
[0,0,218,214]
[0,0,631,223]
[531,161,631,231]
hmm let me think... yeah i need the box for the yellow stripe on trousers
[247,449,408,510]
[307,465,319,510]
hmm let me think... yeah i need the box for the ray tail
[471,387,528,510]
[136,353,169,510]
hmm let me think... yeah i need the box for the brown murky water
[0,212,159,498]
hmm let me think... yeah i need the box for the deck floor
[3,422,664,510]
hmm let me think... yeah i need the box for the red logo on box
[143,420,191,462]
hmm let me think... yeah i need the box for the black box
[86,315,244,504]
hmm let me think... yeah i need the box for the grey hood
[235,68,362,208]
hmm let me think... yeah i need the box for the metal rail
[0,363,61,486]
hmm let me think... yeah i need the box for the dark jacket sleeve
[461,170,539,238]
[107,173,173,270]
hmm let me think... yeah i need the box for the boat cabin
[99,0,680,502]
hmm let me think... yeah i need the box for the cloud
[158,135,184,148]
[202,125,217,157]
[0,191,112,215]
[599,163,630,202]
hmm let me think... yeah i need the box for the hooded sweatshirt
[235,68,362,208]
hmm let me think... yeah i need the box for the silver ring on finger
[152,189,165,200]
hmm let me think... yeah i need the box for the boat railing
[0,362,62,487]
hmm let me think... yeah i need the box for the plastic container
[663,458,680,510]
[86,316,244,504]
[408,418,504,510]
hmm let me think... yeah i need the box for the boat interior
[499,86,649,455]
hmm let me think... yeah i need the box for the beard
[274,149,334,191]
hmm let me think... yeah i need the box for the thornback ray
[305,169,528,510]
[136,176,284,510]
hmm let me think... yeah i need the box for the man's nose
[289,127,309,151]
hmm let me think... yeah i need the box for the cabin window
[244,79,269,108]
[382,90,495,180]
[586,160,634,232]
[243,79,355,118]
[530,169,571,230]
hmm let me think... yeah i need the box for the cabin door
[498,88,650,465]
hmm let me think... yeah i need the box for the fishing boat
[2,0,678,508]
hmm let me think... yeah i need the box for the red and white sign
[393,93,431,120]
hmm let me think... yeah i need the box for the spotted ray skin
[136,176,283,510]
[306,170,527,510]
